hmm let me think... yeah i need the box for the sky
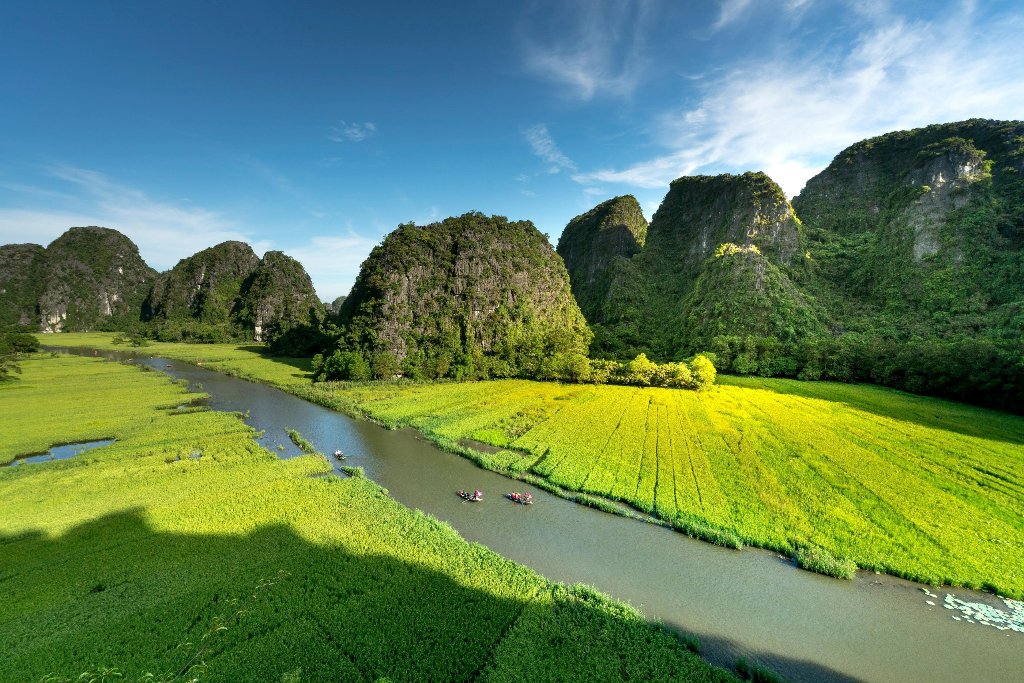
[2,0,1023,301]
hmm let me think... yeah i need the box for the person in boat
[473,489,482,501]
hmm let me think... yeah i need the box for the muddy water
[65,350,1024,682]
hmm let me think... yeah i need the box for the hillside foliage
[336,212,593,381]
[565,120,1024,410]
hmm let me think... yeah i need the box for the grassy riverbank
[40,333,1024,598]
[1,353,731,681]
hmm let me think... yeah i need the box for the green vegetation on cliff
[579,173,824,358]
[794,118,1024,342]
[556,195,647,323]
[0,243,45,328]
[144,240,260,341]
[1,352,730,682]
[35,227,157,333]
[337,212,592,380]
[566,121,1024,410]
[237,250,327,351]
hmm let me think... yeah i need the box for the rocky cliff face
[145,241,259,324]
[238,251,323,342]
[556,195,647,323]
[340,212,591,373]
[36,227,156,332]
[0,244,45,327]
[567,121,1024,360]
[794,119,1024,339]
[569,173,819,357]
[646,172,803,272]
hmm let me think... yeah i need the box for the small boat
[333,449,345,460]
[506,491,534,505]
[457,489,483,502]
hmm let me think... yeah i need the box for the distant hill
[0,228,322,347]
[339,212,591,379]
[144,240,260,325]
[0,227,159,333]
[0,243,45,328]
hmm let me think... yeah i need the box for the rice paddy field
[0,353,730,682]
[40,334,1024,598]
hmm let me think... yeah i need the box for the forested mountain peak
[557,195,647,323]
[144,240,260,323]
[36,227,157,332]
[339,212,591,379]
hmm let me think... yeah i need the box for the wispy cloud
[328,121,377,142]
[523,124,576,174]
[712,0,754,30]
[239,156,326,219]
[0,165,268,270]
[520,0,654,100]
[574,3,1024,196]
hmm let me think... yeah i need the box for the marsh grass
[794,544,857,580]
[3,353,731,682]
[37,333,1024,597]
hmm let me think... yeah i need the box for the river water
[61,350,1024,682]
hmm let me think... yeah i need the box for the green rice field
[40,334,1024,598]
[1,353,729,682]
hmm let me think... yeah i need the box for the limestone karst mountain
[339,212,591,377]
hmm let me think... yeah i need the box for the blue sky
[2,0,1023,300]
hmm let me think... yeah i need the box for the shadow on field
[666,625,867,683]
[718,375,1024,446]
[0,508,870,683]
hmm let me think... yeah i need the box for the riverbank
[1,353,733,681]
[38,333,1024,599]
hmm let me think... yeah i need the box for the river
[60,349,1024,682]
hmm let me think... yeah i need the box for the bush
[311,350,371,381]
[623,353,657,386]
[689,354,717,390]
[370,351,400,380]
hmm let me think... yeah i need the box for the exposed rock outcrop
[556,195,647,324]
[36,227,156,332]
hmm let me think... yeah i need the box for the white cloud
[0,165,268,271]
[281,233,379,301]
[523,124,576,173]
[521,0,654,100]
[575,4,1024,197]
[328,121,377,142]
